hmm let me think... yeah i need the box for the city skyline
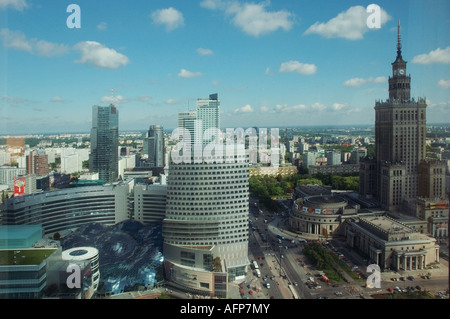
[1,0,449,135]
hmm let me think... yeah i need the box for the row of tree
[249,171,359,201]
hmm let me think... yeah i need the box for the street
[240,200,449,300]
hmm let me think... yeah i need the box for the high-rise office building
[89,104,119,184]
[197,93,220,145]
[26,151,48,177]
[177,111,202,146]
[162,146,249,297]
[302,151,317,169]
[326,150,342,166]
[359,21,448,221]
[145,125,165,168]
[163,93,249,298]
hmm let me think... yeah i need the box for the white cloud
[0,0,28,11]
[304,6,390,40]
[165,99,178,105]
[438,79,450,89]
[1,95,29,104]
[97,22,108,31]
[50,96,66,103]
[344,78,366,87]
[200,0,223,10]
[332,103,348,111]
[279,60,317,75]
[311,102,327,111]
[178,68,203,78]
[234,104,254,114]
[0,28,69,57]
[151,7,185,31]
[228,2,294,37]
[137,95,152,102]
[260,106,270,113]
[101,95,126,105]
[412,46,450,64]
[74,41,130,69]
[344,76,387,87]
[274,104,307,113]
[197,48,213,56]
[201,0,294,37]
[34,40,69,57]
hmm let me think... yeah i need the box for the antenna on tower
[110,88,116,106]
[397,20,402,55]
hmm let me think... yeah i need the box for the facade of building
[145,125,165,168]
[1,184,129,235]
[326,150,341,166]
[359,22,448,226]
[133,184,167,224]
[177,110,202,146]
[26,151,49,177]
[290,193,360,238]
[308,164,360,176]
[162,146,249,297]
[62,246,100,296]
[0,247,59,299]
[90,104,119,184]
[0,166,26,187]
[196,93,220,145]
[344,215,439,271]
[302,151,317,169]
[249,165,298,177]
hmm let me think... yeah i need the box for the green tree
[213,257,222,272]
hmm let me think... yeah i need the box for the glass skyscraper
[146,125,165,168]
[89,104,119,184]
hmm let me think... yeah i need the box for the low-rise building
[344,215,439,271]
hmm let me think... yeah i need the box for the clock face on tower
[399,69,405,75]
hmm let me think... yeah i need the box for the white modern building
[162,145,249,298]
[196,93,220,145]
[62,246,100,296]
[1,184,129,235]
[0,166,26,187]
[177,111,202,146]
[134,183,167,224]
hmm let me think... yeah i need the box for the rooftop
[360,215,412,233]
[0,248,57,266]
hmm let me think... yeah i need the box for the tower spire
[397,20,402,58]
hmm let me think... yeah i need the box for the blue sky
[0,0,449,134]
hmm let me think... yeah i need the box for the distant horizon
[2,122,450,138]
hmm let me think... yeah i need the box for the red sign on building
[13,177,26,197]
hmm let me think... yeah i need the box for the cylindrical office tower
[162,145,249,298]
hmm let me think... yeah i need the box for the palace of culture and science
[359,21,448,237]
